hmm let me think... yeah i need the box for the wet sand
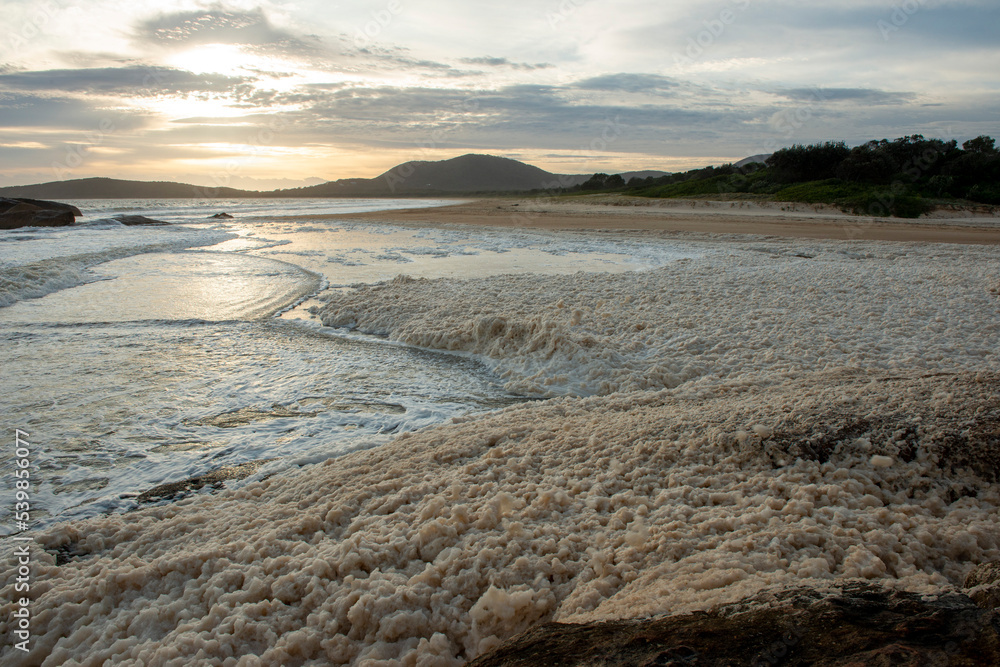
[294,196,1000,245]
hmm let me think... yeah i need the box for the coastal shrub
[767,142,850,182]
[966,184,1000,205]
[623,134,996,217]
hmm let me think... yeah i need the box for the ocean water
[1,198,701,534]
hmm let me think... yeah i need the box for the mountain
[274,154,582,196]
[0,154,668,199]
[0,177,251,199]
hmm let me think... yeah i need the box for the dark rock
[9,197,82,216]
[111,214,170,226]
[209,212,234,219]
[966,562,1000,589]
[0,197,78,229]
[966,562,1000,610]
[468,583,999,667]
[136,459,275,504]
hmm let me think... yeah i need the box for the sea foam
[3,370,996,665]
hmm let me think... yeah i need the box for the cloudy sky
[0,0,997,188]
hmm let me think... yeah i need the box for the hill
[0,177,252,200]
[274,154,586,196]
[0,154,660,199]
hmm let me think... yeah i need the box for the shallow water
[0,198,699,533]
[0,318,522,530]
[0,251,321,323]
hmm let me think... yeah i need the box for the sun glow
[167,44,259,77]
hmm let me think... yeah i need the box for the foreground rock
[0,197,80,229]
[134,458,276,506]
[966,562,1000,611]
[469,583,1000,667]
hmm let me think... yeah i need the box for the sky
[0,0,997,188]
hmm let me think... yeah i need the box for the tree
[766,141,849,182]
[836,141,897,185]
[580,173,625,191]
[963,135,997,154]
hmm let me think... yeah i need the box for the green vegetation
[565,135,1000,218]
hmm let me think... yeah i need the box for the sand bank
[296,195,1000,245]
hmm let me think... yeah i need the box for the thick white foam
[317,240,1000,397]
[5,370,997,665]
[4,215,999,665]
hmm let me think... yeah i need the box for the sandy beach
[3,201,999,665]
[306,195,1000,245]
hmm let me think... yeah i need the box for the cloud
[460,56,553,70]
[0,1,997,180]
[369,53,456,73]
[0,93,152,130]
[574,73,678,95]
[774,87,917,106]
[135,6,320,56]
[248,79,744,156]
[0,66,251,96]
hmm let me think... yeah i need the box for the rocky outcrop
[0,197,79,229]
[966,562,1000,611]
[111,214,170,226]
[209,212,234,219]
[468,583,999,666]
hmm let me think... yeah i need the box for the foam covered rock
[2,371,998,665]
[467,583,1000,667]
[966,561,1000,610]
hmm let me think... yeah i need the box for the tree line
[565,135,1000,218]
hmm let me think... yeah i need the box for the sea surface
[0,198,701,533]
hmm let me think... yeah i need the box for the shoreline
[4,206,999,665]
[284,195,1000,245]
